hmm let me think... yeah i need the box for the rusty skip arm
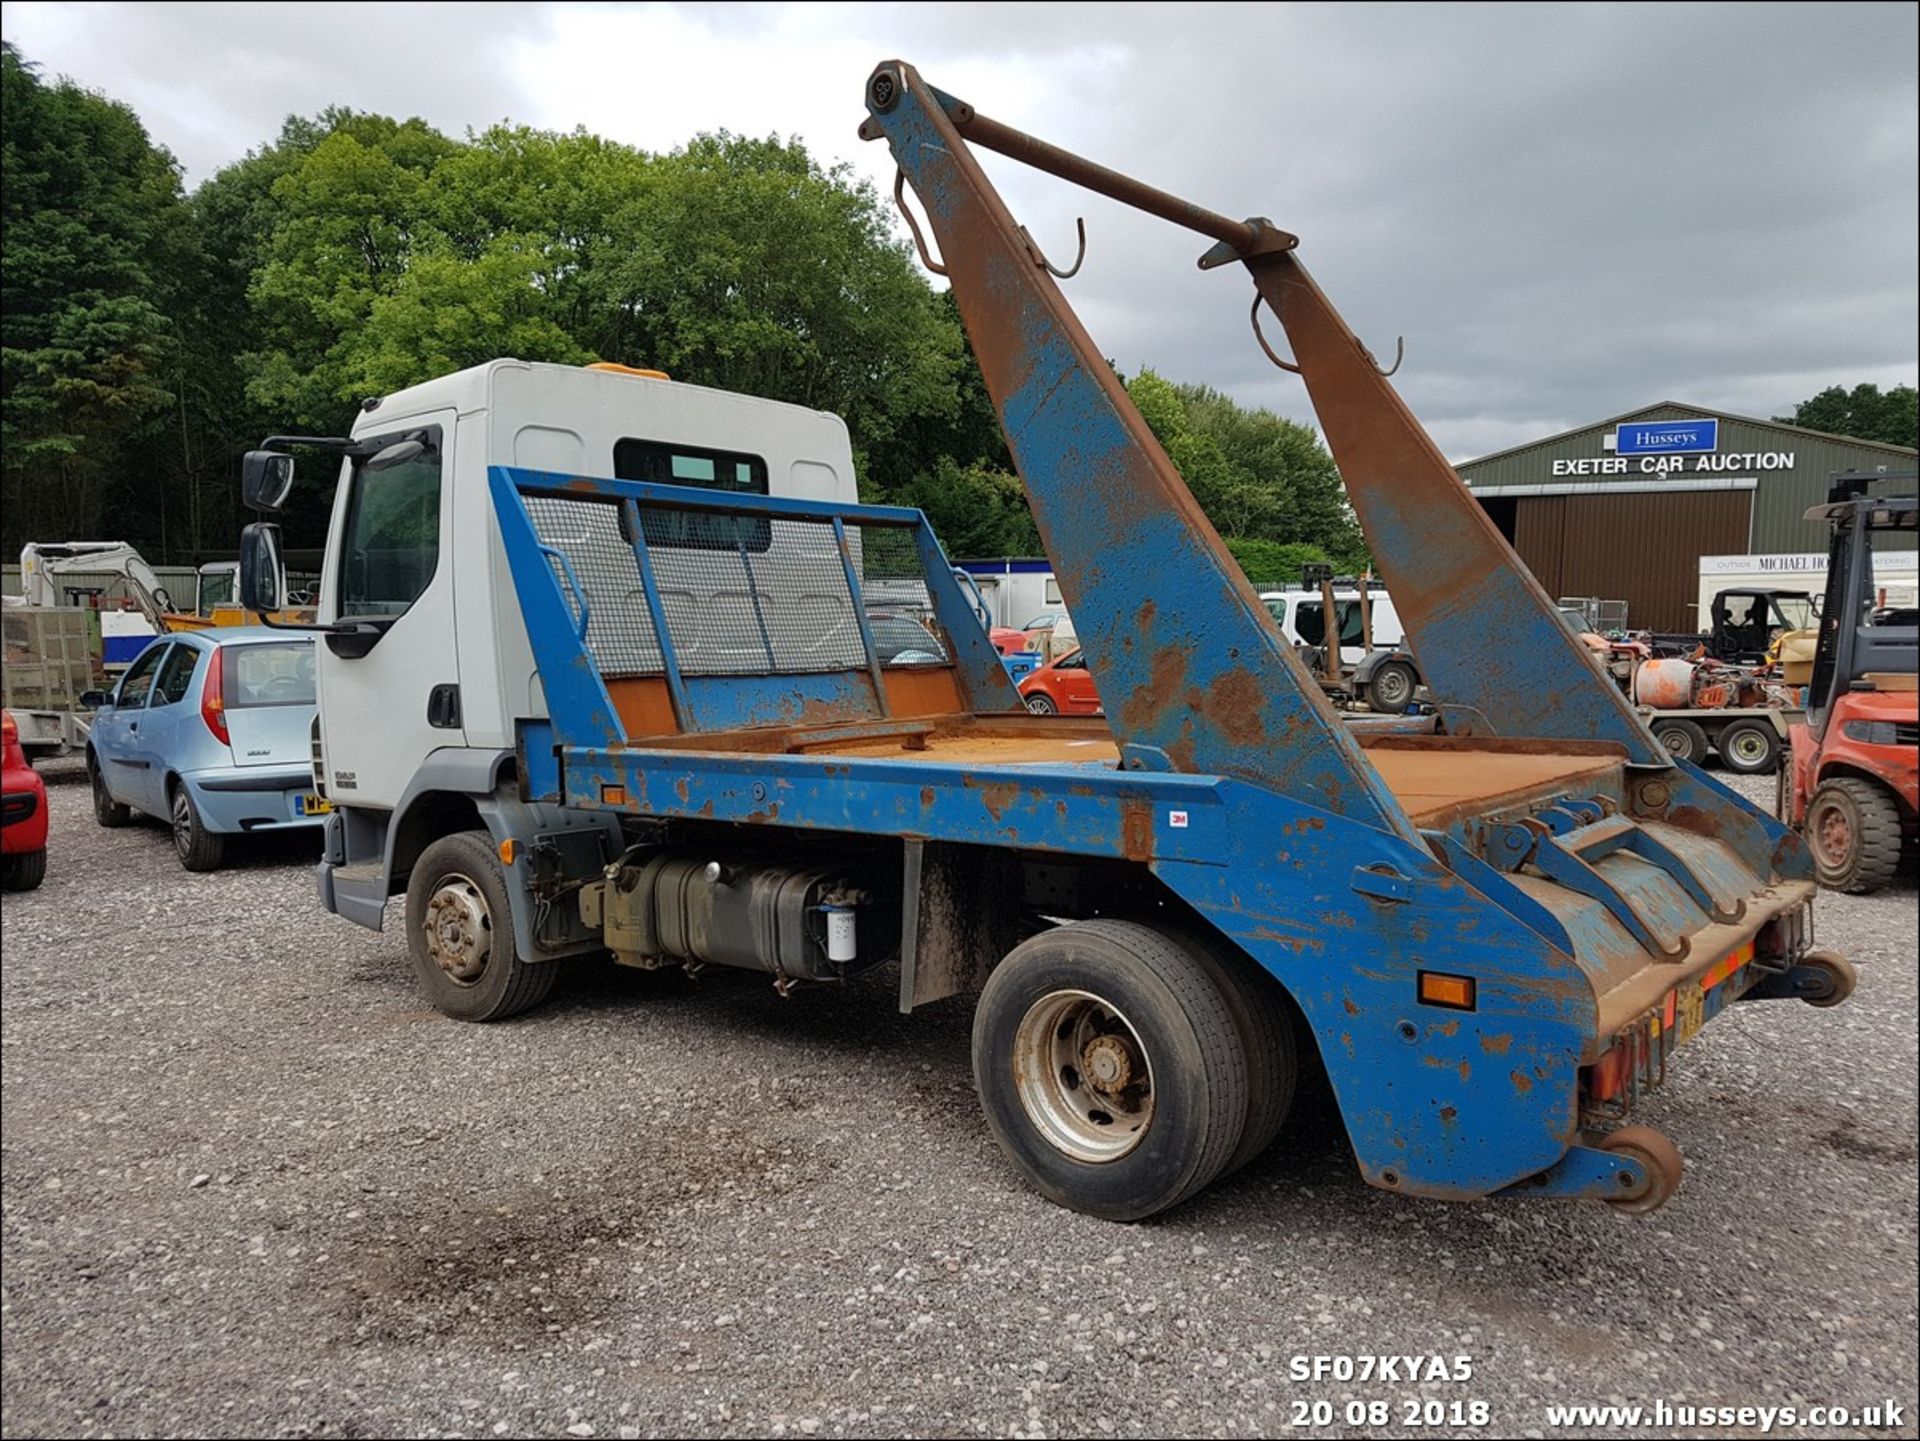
[860,61,1671,768]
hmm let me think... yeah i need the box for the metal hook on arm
[1018,217,1087,280]
[1368,335,1405,378]
[1250,293,1302,374]
[893,168,948,277]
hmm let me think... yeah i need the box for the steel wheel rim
[1025,694,1055,714]
[423,873,493,985]
[170,791,193,856]
[1811,799,1852,869]
[1375,668,1410,705]
[1727,729,1769,766]
[1660,729,1692,759]
[1012,988,1155,1163]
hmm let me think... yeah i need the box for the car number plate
[1675,981,1705,1046]
[296,794,332,816]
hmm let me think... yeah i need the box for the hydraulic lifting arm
[858,61,1670,784]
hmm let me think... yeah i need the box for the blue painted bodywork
[464,65,1830,1206]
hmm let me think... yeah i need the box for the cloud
[4,0,1913,459]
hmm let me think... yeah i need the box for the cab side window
[152,645,201,707]
[339,427,444,619]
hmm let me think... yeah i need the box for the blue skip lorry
[237,63,1855,1220]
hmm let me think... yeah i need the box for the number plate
[296,793,332,816]
[1675,981,1705,1046]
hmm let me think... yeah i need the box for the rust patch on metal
[1430,1019,1460,1037]
[919,786,935,809]
[1510,1069,1532,1094]
[674,776,690,804]
[1342,997,1359,1015]
[1119,647,1189,733]
[1340,1031,1355,1058]
[1439,1105,1458,1126]
[1121,802,1154,862]
[1480,1033,1513,1054]
[1200,667,1267,746]
[972,779,1019,821]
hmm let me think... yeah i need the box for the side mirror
[79,689,112,710]
[240,522,285,613]
[242,451,295,511]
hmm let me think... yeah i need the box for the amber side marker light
[1418,971,1477,1010]
[497,838,517,866]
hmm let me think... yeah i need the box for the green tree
[1123,368,1366,565]
[895,456,1040,559]
[1775,383,1918,450]
[1,43,187,556]
[1222,538,1335,588]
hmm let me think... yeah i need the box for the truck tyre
[1716,720,1780,775]
[1805,777,1902,895]
[1180,932,1297,1176]
[405,830,557,1022]
[971,918,1249,1220]
[1366,661,1418,715]
[169,782,227,873]
[1,849,47,892]
[1651,718,1709,764]
[90,756,131,828]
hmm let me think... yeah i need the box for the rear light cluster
[2,710,17,746]
[201,647,229,745]
[1842,719,1918,747]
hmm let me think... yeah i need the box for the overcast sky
[5,1,1916,460]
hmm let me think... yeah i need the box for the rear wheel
[1366,661,1417,715]
[1,849,47,892]
[1652,717,1709,764]
[1805,777,1901,894]
[1716,720,1780,775]
[1023,691,1057,715]
[1179,931,1296,1176]
[1597,1125,1683,1216]
[1798,948,1857,1008]
[405,830,556,1022]
[90,757,131,828]
[972,919,1248,1220]
[169,783,227,872]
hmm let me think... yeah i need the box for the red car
[1018,648,1103,715]
[2,710,49,891]
[989,626,1034,656]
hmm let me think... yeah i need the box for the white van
[1259,588,1405,665]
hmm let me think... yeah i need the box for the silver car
[85,629,323,871]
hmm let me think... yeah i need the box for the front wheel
[1365,661,1417,715]
[1023,691,1057,715]
[1804,778,1901,894]
[1652,717,1709,764]
[1716,720,1780,775]
[404,830,556,1022]
[971,919,1249,1221]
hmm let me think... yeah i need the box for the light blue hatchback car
[86,628,324,871]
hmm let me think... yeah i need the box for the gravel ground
[2,763,1915,1440]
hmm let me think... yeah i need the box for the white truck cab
[271,359,860,940]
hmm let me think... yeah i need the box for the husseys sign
[1550,417,1796,477]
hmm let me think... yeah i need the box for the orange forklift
[1784,472,1918,893]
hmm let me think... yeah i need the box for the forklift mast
[1806,471,1919,731]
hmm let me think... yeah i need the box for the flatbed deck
[623,715,1625,830]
